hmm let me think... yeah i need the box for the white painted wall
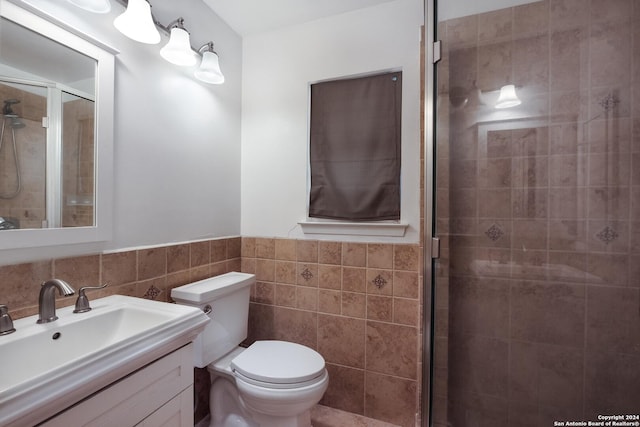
[240,0,424,243]
[1,0,242,265]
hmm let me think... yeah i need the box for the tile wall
[0,237,241,320]
[0,84,47,229]
[434,0,640,425]
[0,236,422,427]
[241,237,422,427]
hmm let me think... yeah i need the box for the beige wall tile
[297,240,318,262]
[0,261,51,310]
[342,242,366,267]
[103,251,137,286]
[255,258,275,282]
[255,237,275,259]
[341,292,366,318]
[297,287,318,311]
[210,240,227,263]
[366,295,393,322]
[167,244,189,273]
[319,241,342,265]
[227,238,241,259]
[297,263,319,287]
[190,241,210,267]
[366,269,393,296]
[137,248,167,281]
[318,289,341,315]
[367,244,393,269]
[241,237,256,257]
[343,267,366,293]
[275,260,297,284]
[318,314,365,368]
[364,372,417,427]
[254,281,275,305]
[366,321,418,380]
[318,264,341,290]
[321,364,365,415]
[393,271,420,299]
[275,284,296,308]
[274,307,317,350]
[275,238,296,261]
[54,254,100,286]
[393,245,420,271]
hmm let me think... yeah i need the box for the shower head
[2,99,21,117]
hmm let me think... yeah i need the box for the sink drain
[52,332,61,340]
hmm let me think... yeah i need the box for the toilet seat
[231,340,326,389]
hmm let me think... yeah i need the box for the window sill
[299,220,408,237]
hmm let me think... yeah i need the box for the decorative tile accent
[143,285,162,300]
[301,267,314,281]
[596,226,619,244]
[485,223,505,242]
[372,274,387,289]
[598,93,620,111]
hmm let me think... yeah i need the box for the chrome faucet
[37,279,75,324]
[0,305,16,335]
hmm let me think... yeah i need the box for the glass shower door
[431,1,640,426]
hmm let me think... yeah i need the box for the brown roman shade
[309,71,402,221]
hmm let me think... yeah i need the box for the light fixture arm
[198,42,217,55]
[163,17,188,34]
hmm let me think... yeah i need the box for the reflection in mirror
[0,81,47,229]
[0,15,96,230]
[62,92,95,227]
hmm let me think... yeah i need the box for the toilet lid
[231,340,325,385]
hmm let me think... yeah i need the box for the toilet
[171,272,329,427]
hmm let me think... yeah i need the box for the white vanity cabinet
[40,344,194,427]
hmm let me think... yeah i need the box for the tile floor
[311,405,400,427]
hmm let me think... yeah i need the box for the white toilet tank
[171,272,255,368]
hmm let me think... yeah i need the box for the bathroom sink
[0,295,209,427]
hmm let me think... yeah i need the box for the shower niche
[0,0,115,249]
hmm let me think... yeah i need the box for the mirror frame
[0,0,116,249]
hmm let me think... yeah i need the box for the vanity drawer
[40,343,194,427]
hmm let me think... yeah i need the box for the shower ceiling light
[67,0,111,13]
[113,0,161,44]
[160,19,197,66]
[495,84,521,109]
[194,43,225,84]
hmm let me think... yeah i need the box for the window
[308,71,402,221]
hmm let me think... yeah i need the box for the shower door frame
[421,0,437,426]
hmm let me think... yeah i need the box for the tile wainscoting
[0,236,424,427]
[241,237,423,427]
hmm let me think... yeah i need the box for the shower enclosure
[0,78,95,230]
[426,0,640,425]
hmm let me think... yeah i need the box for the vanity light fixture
[194,42,225,84]
[495,84,521,109]
[160,19,197,66]
[67,0,111,14]
[69,0,225,84]
[113,0,161,44]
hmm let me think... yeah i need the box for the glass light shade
[160,28,197,66]
[194,51,225,84]
[113,0,160,44]
[67,0,111,13]
[495,84,521,109]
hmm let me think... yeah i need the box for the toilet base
[208,376,315,427]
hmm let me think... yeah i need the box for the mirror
[0,0,115,249]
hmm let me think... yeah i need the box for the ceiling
[202,0,397,36]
